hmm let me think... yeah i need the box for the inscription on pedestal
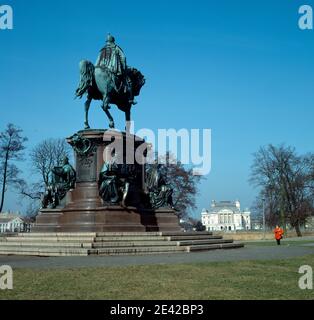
[76,152,97,182]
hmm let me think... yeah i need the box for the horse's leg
[125,107,131,133]
[84,95,92,129]
[102,96,115,129]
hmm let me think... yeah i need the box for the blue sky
[0,0,313,216]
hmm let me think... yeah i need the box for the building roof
[213,200,234,206]
[0,213,25,224]
[201,200,251,216]
[210,201,240,213]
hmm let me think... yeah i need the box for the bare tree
[19,138,71,203]
[18,181,43,201]
[0,124,28,212]
[24,202,40,222]
[188,217,206,231]
[156,153,203,219]
[250,144,314,236]
[30,138,71,187]
[251,191,281,229]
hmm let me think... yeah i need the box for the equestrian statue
[75,34,145,132]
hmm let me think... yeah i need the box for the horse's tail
[75,60,95,99]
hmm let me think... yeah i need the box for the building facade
[0,213,32,233]
[251,218,263,230]
[305,216,314,230]
[201,200,251,231]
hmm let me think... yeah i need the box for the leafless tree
[30,138,72,187]
[250,144,314,236]
[0,124,28,212]
[188,217,206,231]
[19,138,72,202]
[157,153,203,219]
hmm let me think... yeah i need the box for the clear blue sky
[0,0,313,217]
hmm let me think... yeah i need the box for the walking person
[274,225,284,245]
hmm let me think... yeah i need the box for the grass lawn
[0,254,314,300]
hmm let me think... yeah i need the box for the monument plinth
[33,129,180,232]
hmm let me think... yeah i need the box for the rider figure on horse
[95,34,135,105]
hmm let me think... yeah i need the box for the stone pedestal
[34,207,180,232]
[33,129,180,232]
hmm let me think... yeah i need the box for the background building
[251,218,263,230]
[201,200,251,231]
[305,216,314,230]
[0,212,32,233]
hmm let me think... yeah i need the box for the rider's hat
[106,33,115,43]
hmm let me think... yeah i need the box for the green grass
[0,255,314,300]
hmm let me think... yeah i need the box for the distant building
[201,200,251,231]
[0,213,32,233]
[305,216,314,230]
[179,218,197,232]
[251,218,263,230]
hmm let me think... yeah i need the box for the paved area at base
[0,243,314,269]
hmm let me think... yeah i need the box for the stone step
[177,239,233,246]
[0,235,221,243]
[0,242,93,248]
[92,241,176,248]
[94,236,169,242]
[168,235,223,241]
[0,247,89,256]
[187,243,245,252]
[161,231,213,236]
[0,244,244,256]
[0,242,244,256]
[95,232,164,237]
[0,237,95,242]
[94,235,222,242]
[93,239,233,248]
[0,238,234,250]
[91,246,187,255]
[0,251,89,257]
[0,231,243,256]
[13,231,213,237]
[16,232,97,237]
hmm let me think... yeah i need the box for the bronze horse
[75,60,145,131]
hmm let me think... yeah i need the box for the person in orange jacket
[274,225,284,245]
